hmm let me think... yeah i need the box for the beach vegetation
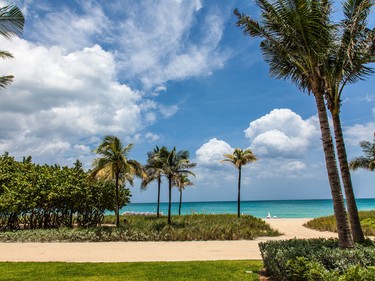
[141,146,169,218]
[233,0,375,248]
[0,4,24,89]
[0,214,279,242]
[0,152,131,230]
[0,260,262,281]
[259,238,375,281]
[304,210,375,236]
[221,148,257,218]
[91,135,145,227]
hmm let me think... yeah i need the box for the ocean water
[119,198,375,219]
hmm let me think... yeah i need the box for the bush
[259,238,375,281]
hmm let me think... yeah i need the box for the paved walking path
[0,219,337,262]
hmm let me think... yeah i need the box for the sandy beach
[0,218,339,262]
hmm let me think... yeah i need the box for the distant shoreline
[129,198,375,205]
[113,198,375,219]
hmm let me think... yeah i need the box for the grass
[304,210,375,236]
[0,214,280,242]
[0,260,263,281]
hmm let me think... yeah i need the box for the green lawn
[0,260,263,281]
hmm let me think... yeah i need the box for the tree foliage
[0,4,25,89]
[0,153,131,230]
[350,137,375,171]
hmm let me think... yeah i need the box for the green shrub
[286,257,332,281]
[339,265,375,281]
[259,238,375,281]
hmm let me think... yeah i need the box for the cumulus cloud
[345,122,375,145]
[245,109,321,158]
[0,37,154,164]
[195,138,234,166]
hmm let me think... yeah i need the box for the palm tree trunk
[237,166,241,218]
[332,113,365,243]
[314,91,353,248]
[168,177,172,224]
[179,189,182,216]
[69,209,74,228]
[157,176,161,218]
[115,172,120,228]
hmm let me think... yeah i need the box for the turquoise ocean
[119,198,375,219]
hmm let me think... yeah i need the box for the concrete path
[0,219,337,262]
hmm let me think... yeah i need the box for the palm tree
[174,173,194,216]
[349,136,375,171]
[222,148,257,218]
[91,135,144,227]
[0,5,24,89]
[322,0,374,243]
[164,148,196,224]
[141,146,169,218]
[234,0,354,248]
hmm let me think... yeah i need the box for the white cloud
[113,0,228,89]
[250,158,310,179]
[22,0,229,89]
[345,122,375,145]
[159,105,179,118]
[195,138,234,166]
[0,37,154,164]
[25,1,110,52]
[245,109,321,158]
[360,94,375,102]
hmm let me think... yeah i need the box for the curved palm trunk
[314,91,353,248]
[179,189,182,216]
[157,176,161,218]
[332,113,365,243]
[168,177,172,224]
[237,166,241,218]
[115,172,120,228]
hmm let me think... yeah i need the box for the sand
[0,218,338,262]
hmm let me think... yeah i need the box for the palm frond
[0,50,13,59]
[0,5,25,39]
[0,75,13,88]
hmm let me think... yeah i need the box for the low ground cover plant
[0,214,279,242]
[304,210,375,236]
[259,238,375,281]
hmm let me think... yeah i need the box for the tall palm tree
[91,135,144,227]
[141,146,169,218]
[235,0,354,248]
[164,148,196,224]
[349,137,375,171]
[174,173,194,216]
[322,0,374,243]
[0,5,25,89]
[222,148,257,218]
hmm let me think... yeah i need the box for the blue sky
[0,0,374,203]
